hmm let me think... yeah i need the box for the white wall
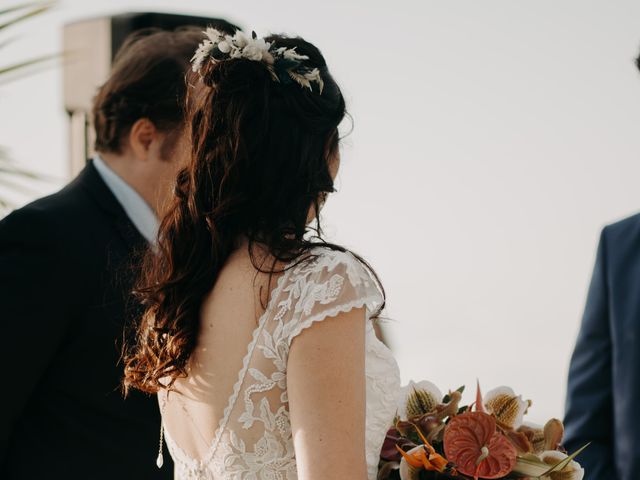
[3,0,640,422]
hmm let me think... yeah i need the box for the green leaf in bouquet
[512,453,551,477]
[456,405,468,415]
[512,443,589,478]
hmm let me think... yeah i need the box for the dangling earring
[318,191,328,209]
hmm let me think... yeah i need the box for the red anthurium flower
[444,411,517,480]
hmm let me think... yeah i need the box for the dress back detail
[159,248,401,480]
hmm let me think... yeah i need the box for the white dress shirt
[93,155,159,243]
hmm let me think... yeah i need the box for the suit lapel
[73,160,147,252]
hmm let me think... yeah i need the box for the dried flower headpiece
[191,28,324,94]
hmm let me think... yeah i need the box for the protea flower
[484,386,531,430]
[397,380,443,420]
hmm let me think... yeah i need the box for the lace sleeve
[282,248,383,347]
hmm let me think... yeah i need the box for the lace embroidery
[200,264,294,467]
[162,248,401,480]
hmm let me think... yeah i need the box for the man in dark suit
[0,28,202,479]
[564,212,640,479]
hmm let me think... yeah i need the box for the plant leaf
[0,35,19,49]
[0,167,55,181]
[0,3,54,31]
[0,2,44,16]
[540,443,590,475]
[512,453,550,476]
[0,53,59,77]
[0,174,42,194]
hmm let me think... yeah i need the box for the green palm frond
[0,2,53,30]
[0,158,57,182]
[0,53,57,76]
[1,2,58,81]
[0,169,43,194]
[0,35,17,48]
[1,1,59,215]
[0,2,44,16]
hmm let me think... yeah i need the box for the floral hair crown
[191,28,324,94]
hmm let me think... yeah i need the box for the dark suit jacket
[0,161,171,479]
[565,213,640,480]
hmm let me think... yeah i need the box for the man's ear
[129,118,157,161]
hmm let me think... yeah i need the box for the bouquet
[378,381,587,480]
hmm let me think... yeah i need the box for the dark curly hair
[123,33,383,394]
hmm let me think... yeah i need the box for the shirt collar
[92,155,159,244]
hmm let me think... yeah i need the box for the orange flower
[395,427,458,479]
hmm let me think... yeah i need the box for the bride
[124,28,400,480]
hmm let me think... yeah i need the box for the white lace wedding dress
[158,247,401,479]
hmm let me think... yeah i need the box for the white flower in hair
[204,27,223,44]
[217,39,232,53]
[242,37,271,61]
[287,67,325,93]
[232,31,249,48]
[276,46,309,62]
[191,28,324,93]
[297,67,324,92]
[223,33,243,58]
[191,39,214,73]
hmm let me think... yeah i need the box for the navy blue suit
[565,213,640,480]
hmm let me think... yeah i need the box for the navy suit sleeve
[0,208,74,462]
[564,229,617,479]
